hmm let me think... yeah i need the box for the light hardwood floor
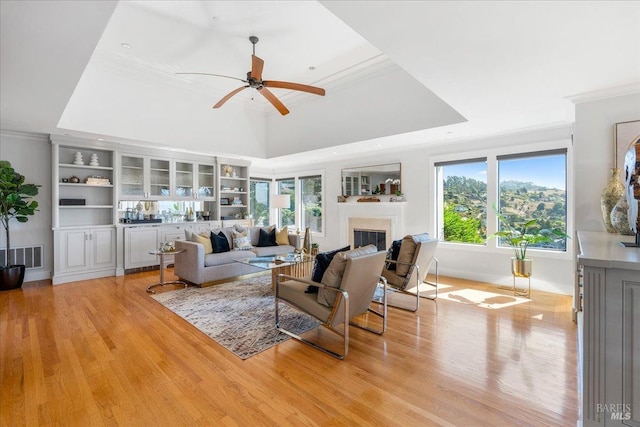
[1,270,578,426]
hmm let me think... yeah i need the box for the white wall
[260,125,576,295]
[574,92,640,231]
[0,131,52,281]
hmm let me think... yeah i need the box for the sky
[442,154,566,190]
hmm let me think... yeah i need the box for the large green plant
[488,204,568,260]
[0,160,40,267]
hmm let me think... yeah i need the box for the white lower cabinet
[124,226,161,270]
[53,227,116,284]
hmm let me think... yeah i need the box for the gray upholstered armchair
[380,233,439,311]
[275,246,388,359]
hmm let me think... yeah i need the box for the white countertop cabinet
[577,231,640,426]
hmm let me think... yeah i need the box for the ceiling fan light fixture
[177,35,325,116]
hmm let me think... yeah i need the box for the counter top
[577,230,640,271]
[117,220,220,228]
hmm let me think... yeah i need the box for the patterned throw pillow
[232,229,253,251]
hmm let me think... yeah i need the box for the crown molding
[0,129,49,143]
[566,83,640,104]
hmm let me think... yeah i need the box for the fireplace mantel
[337,201,407,248]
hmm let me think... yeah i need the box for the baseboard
[52,269,116,285]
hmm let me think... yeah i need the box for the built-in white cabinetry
[218,159,250,221]
[123,226,161,270]
[120,154,172,199]
[577,231,640,426]
[53,227,116,284]
[52,138,117,284]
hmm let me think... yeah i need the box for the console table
[577,231,640,426]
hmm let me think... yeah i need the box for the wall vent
[0,245,44,269]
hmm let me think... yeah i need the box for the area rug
[150,275,319,359]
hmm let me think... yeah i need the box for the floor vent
[0,245,44,269]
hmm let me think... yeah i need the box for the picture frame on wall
[615,120,640,175]
[220,197,230,205]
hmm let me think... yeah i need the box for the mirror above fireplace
[341,163,401,196]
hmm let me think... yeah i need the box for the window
[497,149,567,252]
[276,178,295,228]
[300,175,322,233]
[436,158,487,244]
[250,178,270,227]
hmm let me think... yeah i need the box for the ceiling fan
[176,36,325,116]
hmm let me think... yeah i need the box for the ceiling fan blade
[258,87,289,115]
[263,80,325,96]
[213,86,249,109]
[251,55,264,80]
[176,72,247,83]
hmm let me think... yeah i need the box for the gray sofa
[174,225,301,286]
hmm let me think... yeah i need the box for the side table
[146,249,188,294]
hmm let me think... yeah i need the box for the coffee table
[235,253,314,290]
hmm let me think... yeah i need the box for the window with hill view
[437,159,488,244]
[497,150,567,251]
[300,175,322,233]
[436,149,567,253]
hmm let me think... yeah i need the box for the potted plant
[0,160,40,290]
[311,243,319,256]
[488,204,568,278]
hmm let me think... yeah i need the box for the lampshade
[271,194,290,209]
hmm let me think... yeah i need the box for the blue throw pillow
[257,228,278,247]
[305,245,351,293]
[385,239,403,270]
[210,231,230,253]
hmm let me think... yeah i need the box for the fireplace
[348,217,393,251]
[354,229,387,251]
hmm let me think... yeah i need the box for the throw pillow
[396,233,430,277]
[232,229,253,251]
[385,239,403,271]
[210,231,230,253]
[193,233,213,254]
[305,245,351,293]
[317,244,377,307]
[275,226,289,245]
[257,227,278,247]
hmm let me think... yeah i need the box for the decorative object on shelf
[89,153,99,167]
[223,165,234,177]
[600,168,625,233]
[61,178,69,183]
[69,176,80,184]
[337,195,347,203]
[86,176,110,185]
[0,160,40,291]
[357,196,380,203]
[220,198,230,205]
[379,183,386,194]
[232,197,242,205]
[73,152,84,165]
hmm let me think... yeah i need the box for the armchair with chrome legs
[275,247,388,360]
[379,234,439,312]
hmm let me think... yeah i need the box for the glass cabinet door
[174,161,193,197]
[149,159,170,197]
[197,164,214,198]
[121,156,144,197]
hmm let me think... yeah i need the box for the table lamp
[271,194,290,226]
